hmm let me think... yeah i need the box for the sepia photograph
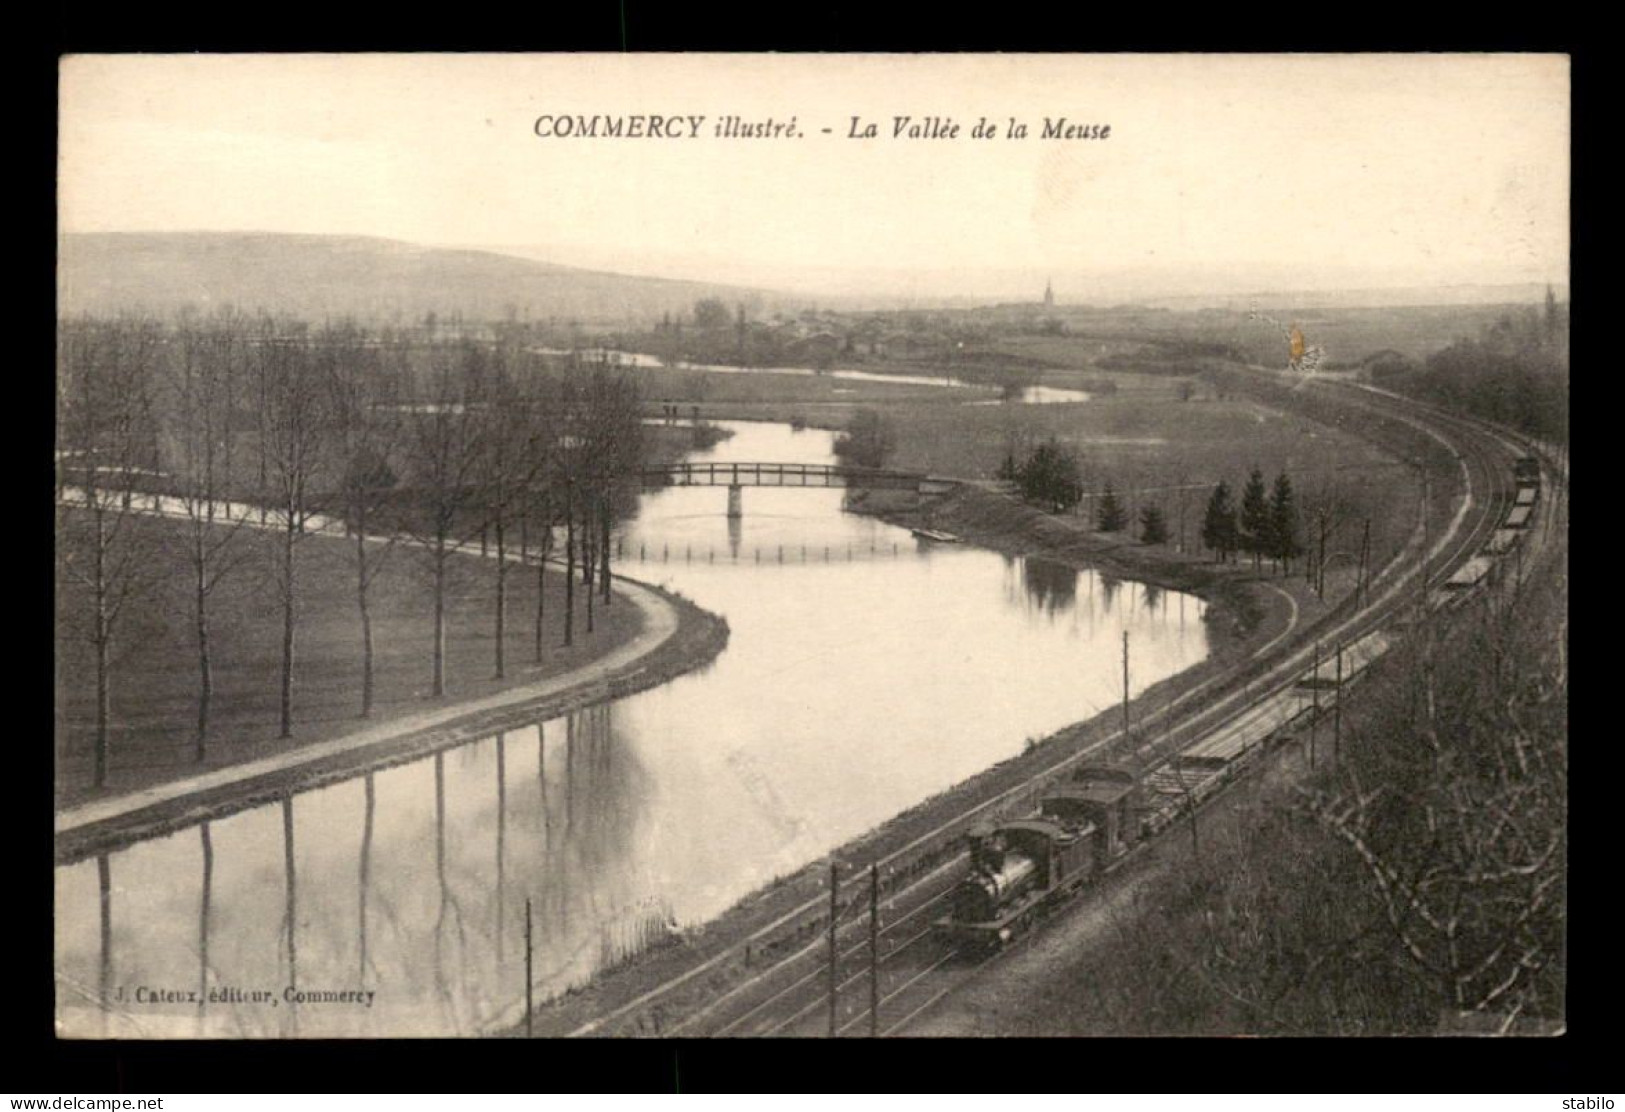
[53,52,1569,1041]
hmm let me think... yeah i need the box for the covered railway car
[1444,555,1494,591]
[1145,755,1232,822]
[1296,631,1391,691]
[1506,504,1534,530]
[1053,766,1140,856]
[1514,487,1539,508]
[1486,528,1523,556]
[1514,456,1541,487]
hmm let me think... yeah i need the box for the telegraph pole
[1334,643,1343,767]
[828,860,839,1038]
[1310,641,1320,770]
[869,864,880,1038]
[1359,518,1371,608]
[1122,630,1131,746]
[1414,469,1430,632]
[524,897,534,1038]
[1177,473,1188,553]
[1421,471,1436,724]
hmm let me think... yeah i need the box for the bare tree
[586,368,644,608]
[561,366,644,637]
[398,341,489,697]
[1302,480,1365,601]
[324,322,402,717]
[56,315,164,788]
[556,377,582,648]
[517,369,562,664]
[256,321,333,738]
[1303,571,1566,1022]
[563,474,577,647]
[160,312,254,759]
[475,344,551,679]
[528,476,557,664]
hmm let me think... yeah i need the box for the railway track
[549,378,1542,1039]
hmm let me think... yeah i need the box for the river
[535,348,1092,404]
[55,420,1208,1037]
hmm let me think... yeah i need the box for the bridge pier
[727,483,743,520]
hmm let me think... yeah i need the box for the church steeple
[1044,278,1054,308]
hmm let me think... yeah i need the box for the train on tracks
[934,766,1140,947]
[935,623,1411,949]
[1427,453,1544,612]
[936,451,1549,949]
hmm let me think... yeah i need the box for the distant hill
[57,232,776,325]
[1135,283,1566,312]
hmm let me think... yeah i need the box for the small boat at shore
[911,528,961,543]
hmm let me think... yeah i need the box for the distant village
[511,280,1185,376]
[396,281,1083,368]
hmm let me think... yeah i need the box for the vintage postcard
[55,53,1568,1039]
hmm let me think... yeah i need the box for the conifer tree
[1201,481,1238,562]
[1140,503,1169,546]
[1096,481,1128,532]
[1269,471,1301,574]
[1240,467,1270,569]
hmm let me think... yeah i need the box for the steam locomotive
[934,766,1141,948]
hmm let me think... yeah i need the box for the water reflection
[282,796,298,1037]
[97,854,110,1038]
[57,704,659,1037]
[197,823,211,1037]
[1020,556,1079,615]
[1100,572,1122,611]
[56,419,1208,1037]
[359,775,374,987]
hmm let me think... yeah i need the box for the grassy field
[885,386,1421,586]
[659,360,1423,590]
[978,304,1529,369]
[632,364,970,408]
[55,512,642,802]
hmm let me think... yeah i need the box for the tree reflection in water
[197,821,212,1037]
[1100,572,1122,612]
[1020,556,1079,616]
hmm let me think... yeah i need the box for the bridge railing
[637,462,926,490]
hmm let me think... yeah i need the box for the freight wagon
[1295,631,1392,691]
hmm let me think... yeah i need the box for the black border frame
[28,17,1593,1095]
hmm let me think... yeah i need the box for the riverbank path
[55,491,684,838]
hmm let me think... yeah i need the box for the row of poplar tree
[56,311,645,789]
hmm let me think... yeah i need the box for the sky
[58,54,1570,301]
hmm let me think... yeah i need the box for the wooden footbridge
[638,461,931,519]
[638,461,927,491]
